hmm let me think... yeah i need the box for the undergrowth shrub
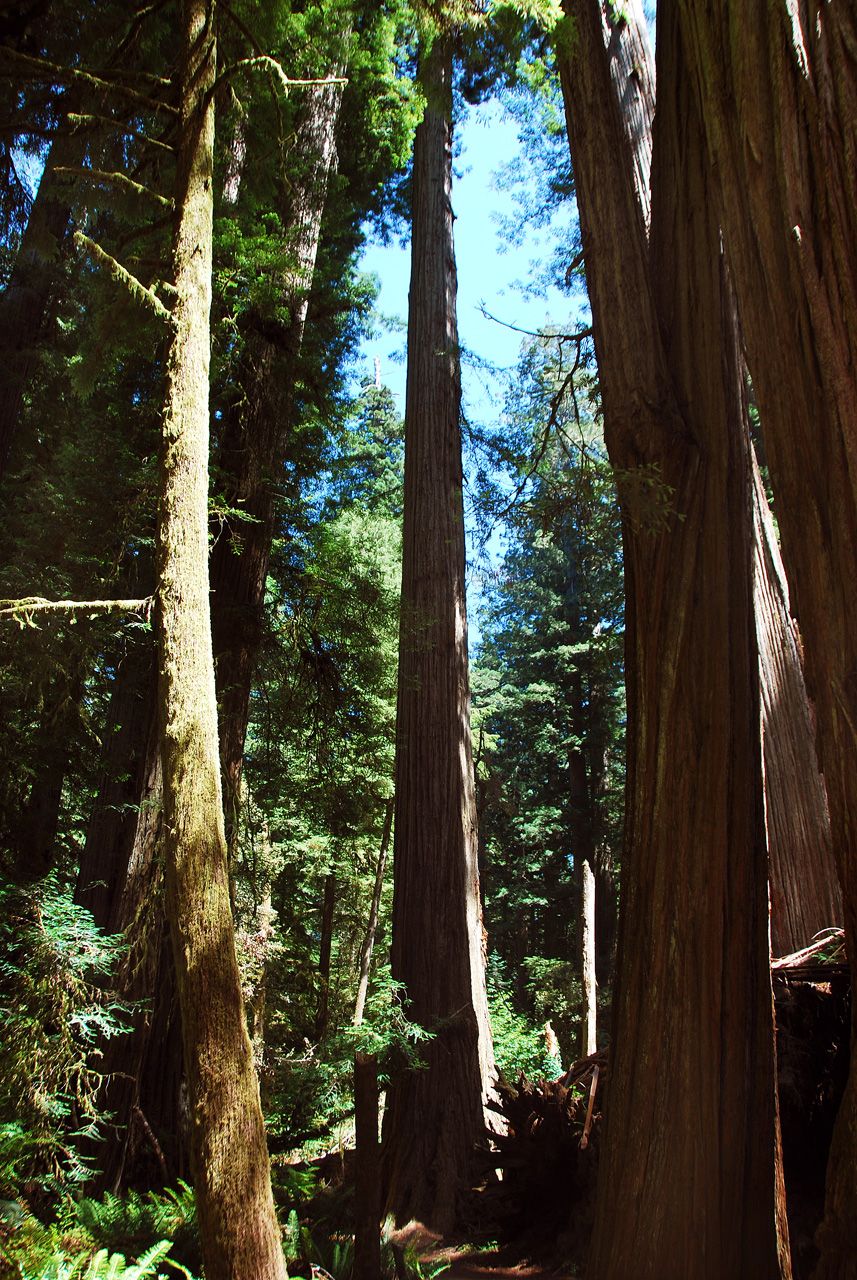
[0,1205,192,1279]
[0,877,131,1199]
[487,960,558,1081]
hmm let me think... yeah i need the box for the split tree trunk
[558,0,787,1273]
[381,37,496,1234]
[156,5,285,1276]
[673,5,857,1271]
[608,0,838,963]
[752,455,842,958]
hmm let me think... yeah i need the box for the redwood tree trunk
[752,454,842,958]
[558,0,787,1273]
[381,37,495,1234]
[673,4,857,1271]
[156,4,285,1275]
[79,688,187,1194]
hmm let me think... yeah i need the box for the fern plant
[0,1210,196,1280]
[34,1238,177,1280]
[75,1184,199,1276]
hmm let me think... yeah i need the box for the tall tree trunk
[558,1,787,1273]
[609,0,838,965]
[156,4,285,1275]
[380,37,496,1234]
[210,73,345,857]
[77,61,346,1203]
[752,454,842,957]
[673,5,857,1271]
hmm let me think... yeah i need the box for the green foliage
[231,389,405,1149]
[522,956,581,1063]
[487,960,557,1081]
[263,963,435,1152]
[36,1239,180,1280]
[0,1214,189,1280]
[75,1185,199,1278]
[299,1221,354,1280]
[0,878,131,1194]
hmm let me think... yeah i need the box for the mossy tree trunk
[74,55,346,1204]
[156,3,286,1275]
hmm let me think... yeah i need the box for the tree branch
[0,48,178,115]
[212,58,347,97]
[477,301,593,343]
[67,113,175,152]
[73,232,174,321]
[0,596,153,623]
[54,166,173,207]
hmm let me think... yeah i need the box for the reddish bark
[381,37,495,1233]
[558,0,787,1272]
[673,4,857,1270]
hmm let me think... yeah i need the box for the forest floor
[433,1251,577,1280]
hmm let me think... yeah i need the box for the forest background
[0,0,853,1278]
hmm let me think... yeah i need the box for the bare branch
[212,57,347,97]
[74,232,174,322]
[477,301,593,343]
